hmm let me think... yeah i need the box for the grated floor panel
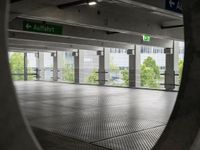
[15,81,177,150]
[94,126,165,150]
[33,127,109,150]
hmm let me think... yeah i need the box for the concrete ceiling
[10,0,181,22]
[9,0,184,50]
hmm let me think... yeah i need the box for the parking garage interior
[3,0,200,150]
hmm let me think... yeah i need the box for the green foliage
[141,57,160,88]
[27,67,35,80]
[9,53,24,81]
[178,60,184,82]
[86,69,98,84]
[63,64,74,82]
[110,63,120,73]
[110,60,129,86]
[110,58,120,74]
[121,69,129,86]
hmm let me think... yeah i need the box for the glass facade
[58,51,75,83]
[79,50,99,84]
[9,52,25,81]
[106,48,129,87]
[27,52,37,80]
[177,41,185,88]
[9,42,184,91]
[140,46,165,89]
[43,52,54,81]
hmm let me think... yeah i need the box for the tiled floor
[15,81,177,150]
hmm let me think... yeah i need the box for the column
[104,48,110,85]
[24,52,28,81]
[97,50,105,85]
[38,52,44,80]
[57,51,64,81]
[73,50,79,84]
[135,45,141,87]
[52,52,58,81]
[35,52,40,80]
[127,48,136,87]
[164,48,175,91]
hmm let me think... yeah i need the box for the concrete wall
[153,0,200,149]
[0,1,42,150]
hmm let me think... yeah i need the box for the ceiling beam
[57,0,88,9]
[114,0,183,19]
[16,5,184,40]
[9,18,174,48]
[161,24,184,29]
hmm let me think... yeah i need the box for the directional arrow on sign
[165,0,183,14]
[169,0,175,7]
[25,23,32,29]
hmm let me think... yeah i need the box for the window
[106,48,129,87]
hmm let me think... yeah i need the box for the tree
[86,69,98,84]
[63,64,74,82]
[9,53,24,81]
[121,69,129,86]
[141,57,160,88]
[178,60,184,82]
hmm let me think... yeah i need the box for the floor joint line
[90,124,166,144]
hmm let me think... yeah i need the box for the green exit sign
[23,21,63,35]
[143,35,151,42]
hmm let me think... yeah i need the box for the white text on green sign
[23,21,63,35]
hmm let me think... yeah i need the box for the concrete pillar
[0,0,42,149]
[79,50,85,83]
[52,52,58,81]
[38,52,44,80]
[135,45,141,87]
[127,48,136,88]
[35,52,40,80]
[153,1,200,149]
[73,50,79,84]
[24,52,28,81]
[104,48,110,85]
[164,48,175,91]
[97,50,105,85]
[57,51,64,81]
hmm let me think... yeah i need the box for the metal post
[127,49,136,88]
[73,50,79,84]
[24,52,28,81]
[164,48,175,91]
[97,50,105,85]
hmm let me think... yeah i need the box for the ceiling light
[88,1,97,6]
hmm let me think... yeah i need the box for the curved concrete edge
[153,0,200,150]
[191,130,200,150]
[0,1,41,150]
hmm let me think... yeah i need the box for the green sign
[143,35,151,42]
[23,21,63,35]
